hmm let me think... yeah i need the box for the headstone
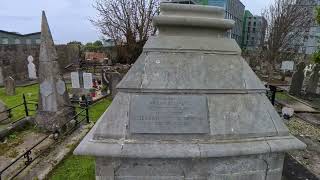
[104,72,123,98]
[4,76,15,96]
[0,67,4,85]
[289,62,306,95]
[306,64,320,95]
[27,55,37,80]
[71,72,80,88]
[107,58,113,66]
[75,4,305,180]
[35,11,74,132]
[0,100,10,124]
[281,61,294,71]
[83,73,93,89]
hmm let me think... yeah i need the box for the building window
[253,28,256,33]
[15,39,21,44]
[36,39,41,44]
[2,38,8,44]
[248,21,251,26]
[254,22,256,26]
[26,39,32,45]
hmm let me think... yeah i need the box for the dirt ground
[0,129,52,178]
[286,117,320,178]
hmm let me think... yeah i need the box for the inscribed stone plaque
[56,79,66,95]
[281,61,294,71]
[83,73,93,89]
[71,72,80,88]
[40,81,53,97]
[130,95,209,134]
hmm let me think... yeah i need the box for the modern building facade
[0,30,41,45]
[242,10,267,50]
[166,0,245,46]
[201,0,245,45]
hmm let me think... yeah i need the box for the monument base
[35,108,75,132]
[96,153,284,180]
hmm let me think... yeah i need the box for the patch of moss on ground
[286,117,320,141]
[276,92,297,104]
[0,132,24,156]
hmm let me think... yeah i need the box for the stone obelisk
[35,11,74,132]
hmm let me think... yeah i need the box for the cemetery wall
[0,44,80,81]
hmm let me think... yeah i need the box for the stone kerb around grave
[75,3,305,180]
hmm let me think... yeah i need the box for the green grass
[48,98,112,180]
[275,92,297,104]
[0,84,39,122]
[49,156,95,180]
[0,84,112,179]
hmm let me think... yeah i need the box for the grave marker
[75,4,305,180]
[27,55,37,79]
[35,11,74,131]
[4,76,15,96]
[306,64,320,95]
[71,72,80,88]
[289,62,305,95]
[83,73,93,89]
[281,61,294,71]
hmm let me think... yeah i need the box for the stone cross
[27,55,37,80]
[306,64,320,95]
[4,76,15,96]
[289,62,306,95]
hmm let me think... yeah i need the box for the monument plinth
[35,11,74,132]
[75,4,305,180]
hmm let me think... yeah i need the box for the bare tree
[92,0,160,64]
[262,0,313,81]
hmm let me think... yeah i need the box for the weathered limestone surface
[4,76,15,96]
[289,62,306,95]
[75,3,305,180]
[0,100,10,124]
[35,11,74,132]
[306,64,320,95]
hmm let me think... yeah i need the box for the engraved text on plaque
[130,95,209,134]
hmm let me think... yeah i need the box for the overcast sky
[0,0,274,44]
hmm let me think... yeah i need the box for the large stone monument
[75,4,305,180]
[289,62,306,95]
[27,55,37,80]
[35,11,74,132]
[306,64,320,95]
[4,76,15,96]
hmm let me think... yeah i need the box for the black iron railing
[0,98,90,180]
[0,94,38,124]
[265,85,284,105]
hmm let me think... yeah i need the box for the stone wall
[0,44,80,83]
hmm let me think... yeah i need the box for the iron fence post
[85,97,90,123]
[23,94,29,117]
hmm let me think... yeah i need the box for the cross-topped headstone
[306,64,320,95]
